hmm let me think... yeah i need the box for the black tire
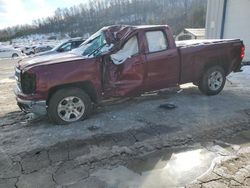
[198,65,226,96]
[48,88,92,125]
[12,53,18,58]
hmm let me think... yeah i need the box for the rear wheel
[48,88,92,125]
[12,53,18,58]
[198,65,226,96]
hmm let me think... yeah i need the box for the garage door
[223,0,250,62]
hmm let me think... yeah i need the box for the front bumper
[16,98,47,115]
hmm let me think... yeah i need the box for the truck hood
[18,52,85,70]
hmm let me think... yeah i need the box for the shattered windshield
[73,30,109,57]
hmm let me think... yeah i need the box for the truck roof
[102,25,169,44]
[130,25,169,29]
[102,24,169,32]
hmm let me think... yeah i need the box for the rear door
[144,30,180,91]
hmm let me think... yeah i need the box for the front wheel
[198,65,226,96]
[48,88,92,125]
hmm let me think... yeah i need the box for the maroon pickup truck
[15,25,245,124]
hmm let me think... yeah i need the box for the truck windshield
[72,30,108,57]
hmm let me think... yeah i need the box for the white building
[176,28,205,41]
[206,0,250,62]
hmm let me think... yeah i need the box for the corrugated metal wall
[223,0,250,61]
[206,0,250,61]
[205,0,225,39]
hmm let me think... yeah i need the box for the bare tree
[0,0,207,41]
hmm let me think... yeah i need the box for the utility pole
[184,0,188,26]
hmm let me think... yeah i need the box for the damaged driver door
[104,34,146,97]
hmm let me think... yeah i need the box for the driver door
[104,34,146,97]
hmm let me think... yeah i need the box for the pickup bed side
[177,39,243,85]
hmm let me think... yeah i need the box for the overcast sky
[0,0,88,29]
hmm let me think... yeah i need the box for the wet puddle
[92,147,218,188]
[91,130,250,188]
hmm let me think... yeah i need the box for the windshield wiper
[87,43,107,57]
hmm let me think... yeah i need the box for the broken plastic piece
[226,78,233,85]
[159,103,177,110]
[177,89,183,93]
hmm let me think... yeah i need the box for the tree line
[0,0,207,41]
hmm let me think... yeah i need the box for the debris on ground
[226,78,233,85]
[87,125,100,131]
[159,103,177,110]
[177,89,184,93]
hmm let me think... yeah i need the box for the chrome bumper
[16,98,47,115]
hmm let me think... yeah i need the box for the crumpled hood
[18,52,85,70]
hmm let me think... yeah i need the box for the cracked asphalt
[0,59,250,188]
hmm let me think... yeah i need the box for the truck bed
[176,39,243,85]
[176,39,241,48]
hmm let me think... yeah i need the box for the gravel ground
[187,146,250,188]
[0,59,250,188]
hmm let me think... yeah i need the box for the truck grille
[21,72,36,94]
[15,68,36,94]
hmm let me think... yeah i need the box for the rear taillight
[241,46,245,59]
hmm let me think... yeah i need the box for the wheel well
[203,57,229,75]
[47,81,98,105]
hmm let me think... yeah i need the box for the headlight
[15,67,21,82]
[21,72,36,94]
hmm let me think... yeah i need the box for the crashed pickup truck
[15,25,245,124]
